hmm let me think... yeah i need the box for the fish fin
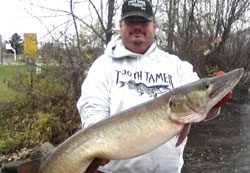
[18,159,40,173]
[85,158,110,173]
[119,81,126,87]
[175,124,191,147]
[205,107,221,121]
[1,159,40,173]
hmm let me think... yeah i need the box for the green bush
[0,65,81,154]
[0,135,22,154]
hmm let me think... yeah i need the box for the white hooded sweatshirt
[77,36,199,173]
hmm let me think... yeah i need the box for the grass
[0,65,35,155]
[0,64,78,155]
[0,65,25,103]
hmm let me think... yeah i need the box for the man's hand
[85,158,110,173]
[213,71,233,108]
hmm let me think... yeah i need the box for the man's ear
[153,20,158,29]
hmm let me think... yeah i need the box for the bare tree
[21,0,250,78]
[156,0,250,74]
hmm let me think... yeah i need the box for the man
[77,0,230,172]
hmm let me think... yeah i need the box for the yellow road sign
[24,33,37,57]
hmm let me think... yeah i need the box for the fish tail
[1,159,40,173]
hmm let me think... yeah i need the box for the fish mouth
[209,68,244,96]
[208,68,244,108]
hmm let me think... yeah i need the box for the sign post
[23,33,38,109]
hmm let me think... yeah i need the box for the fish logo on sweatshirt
[119,80,171,98]
[116,69,174,97]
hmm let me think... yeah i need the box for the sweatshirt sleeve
[177,60,200,86]
[77,56,111,128]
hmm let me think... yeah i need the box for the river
[182,98,250,173]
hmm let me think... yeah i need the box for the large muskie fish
[1,68,244,173]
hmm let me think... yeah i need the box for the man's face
[120,16,157,54]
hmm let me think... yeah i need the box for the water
[182,99,250,173]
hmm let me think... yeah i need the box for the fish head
[168,68,244,124]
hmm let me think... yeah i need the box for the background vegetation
[0,0,250,165]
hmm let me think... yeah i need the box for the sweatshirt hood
[104,35,157,59]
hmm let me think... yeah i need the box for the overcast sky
[1,0,41,41]
[0,0,73,42]
[0,0,118,43]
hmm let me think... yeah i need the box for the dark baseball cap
[120,0,154,22]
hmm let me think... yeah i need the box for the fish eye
[169,100,175,107]
[169,99,178,109]
[203,84,210,90]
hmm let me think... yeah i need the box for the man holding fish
[77,0,233,172]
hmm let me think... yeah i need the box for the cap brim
[120,11,153,22]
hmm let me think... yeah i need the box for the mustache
[129,29,145,35]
